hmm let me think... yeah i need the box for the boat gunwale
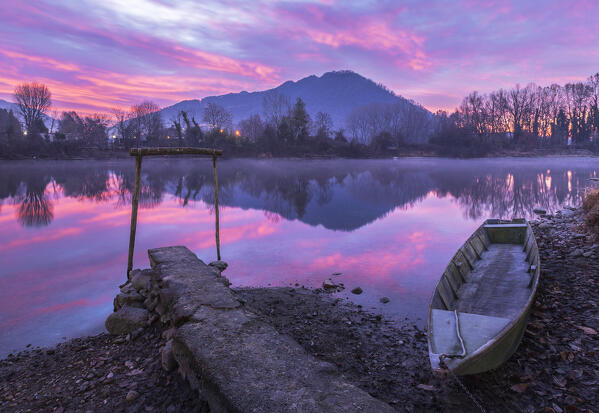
[427,218,541,375]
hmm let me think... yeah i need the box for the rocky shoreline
[1,207,598,412]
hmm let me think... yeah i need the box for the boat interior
[429,219,540,360]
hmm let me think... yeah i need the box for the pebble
[126,390,139,402]
[570,248,584,257]
[380,297,390,304]
[351,287,363,295]
[322,279,337,289]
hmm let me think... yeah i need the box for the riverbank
[1,207,598,412]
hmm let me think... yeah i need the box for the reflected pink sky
[0,182,476,355]
[1,157,597,355]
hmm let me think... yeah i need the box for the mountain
[0,98,18,112]
[159,70,427,131]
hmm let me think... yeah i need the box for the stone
[351,287,363,295]
[380,297,390,304]
[332,272,342,276]
[533,208,547,215]
[570,248,584,258]
[322,279,338,289]
[114,291,144,311]
[162,328,177,341]
[131,270,154,292]
[126,390,139,402]
[208,260,228,272]
[539,222,551,229]
[143,297,158,312]
[105,306,149,335]
[161,340,177,372]
[147,314,159,326]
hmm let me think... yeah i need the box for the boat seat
[430,309,510,356]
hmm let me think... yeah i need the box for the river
[0,157,597,356]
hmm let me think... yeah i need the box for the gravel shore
[1,207,598,412]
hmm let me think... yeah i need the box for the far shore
[1,147,598,161]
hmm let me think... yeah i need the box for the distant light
[134,136,137,139]
[23,130,28,136]
[219,129,224,133]
[167,135,170,139]
[112,134,116,139]
[235,130,240,137]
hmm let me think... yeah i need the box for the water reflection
[1,158,598,356]
[1,158,596,230]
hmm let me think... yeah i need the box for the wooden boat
[427,218,540,375]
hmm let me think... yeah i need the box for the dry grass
[583,189,599,236]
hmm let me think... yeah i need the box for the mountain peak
[160,71,422,129]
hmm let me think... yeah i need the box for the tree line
[432,73,599,155]
[2,74,599,159]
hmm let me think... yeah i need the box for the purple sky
[1,0,598,115]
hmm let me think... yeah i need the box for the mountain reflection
[0,158,596,229]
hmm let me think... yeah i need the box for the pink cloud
[1,0,599,114]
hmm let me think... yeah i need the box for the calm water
[0,157,597,356]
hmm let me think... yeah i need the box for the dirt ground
[1,209,598,412]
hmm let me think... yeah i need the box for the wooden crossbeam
[129,147,223,157]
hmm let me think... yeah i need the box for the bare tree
[460,91,486,139]
[202,102,232,131]
[238,114,264,142]
[131,101,162,143]
[587,73,599,137]
[564,82,592,144]
[112,107,129,140]
[48,110,60,134]
[313,112,333,138]
[14,82,51,133]
[262,91,290,127]
[347,101,431,144]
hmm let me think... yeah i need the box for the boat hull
[427,219,540,375]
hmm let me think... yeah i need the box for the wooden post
[125,148,223,276]
[212,155,221,261]
[127,154,142,277]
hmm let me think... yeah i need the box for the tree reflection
[17,191,53,227]
[13,173,54,227]
[0,159,597,230]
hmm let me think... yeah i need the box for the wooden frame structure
[127,147,223,277]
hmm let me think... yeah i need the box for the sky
[1,0,598,116]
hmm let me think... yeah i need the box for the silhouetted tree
[239,114,264,142]
[131,101,162,144]
[262,91,289,127]
[203,102,232,131]
[14,82,51,134]
[290,98,310,142]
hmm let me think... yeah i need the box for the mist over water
[0,157,597,356]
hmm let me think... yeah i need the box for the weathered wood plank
[130,147,223,157]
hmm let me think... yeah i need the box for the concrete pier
[107,246,394,413]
